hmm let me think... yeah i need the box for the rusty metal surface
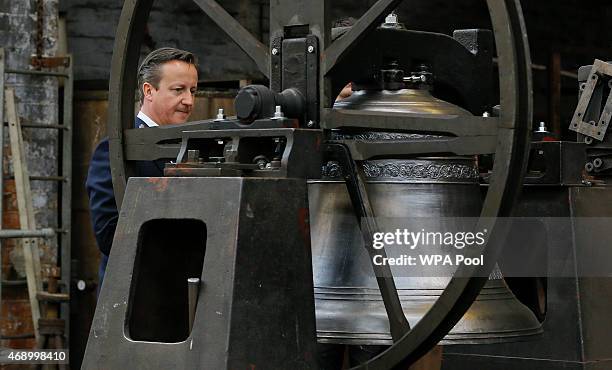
[60,55,74,353]
[570,60,612,141]
[29,56,71,69]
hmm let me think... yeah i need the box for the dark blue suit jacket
[86,117,164,273]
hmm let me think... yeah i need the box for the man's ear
[142,82,154,102]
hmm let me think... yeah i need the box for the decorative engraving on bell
[310,86,542,345]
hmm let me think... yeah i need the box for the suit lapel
[135,116,146,129]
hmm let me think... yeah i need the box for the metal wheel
[107,0,532,368]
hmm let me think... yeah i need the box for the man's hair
[332,17,357,28]
[137,47,198,103]
[331,17,357,41]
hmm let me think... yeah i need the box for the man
[86,47,199,284]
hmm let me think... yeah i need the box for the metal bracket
[279,32,320,126]
[165,128,322,179]
[569,59,612,141]
[305,35,320,126]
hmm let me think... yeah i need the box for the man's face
[143,60,198,125]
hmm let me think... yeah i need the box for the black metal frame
[106,0,532,368]
[165,127,323,179]
[570,59,612,142]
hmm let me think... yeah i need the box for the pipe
[187,277,200,333]
[0,228,55,239]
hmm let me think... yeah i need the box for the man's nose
[182,91,194,106]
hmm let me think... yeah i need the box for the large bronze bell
[309,86,542,345]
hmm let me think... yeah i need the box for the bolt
[403,74,428,85]
[307,45,314,53]
[265,163,273,169]
[585,162,594,172]
[256,160,267,169]
[536,121,547,133]
[307,120,315,128]
[215,108,226,121]
[272,48,278,55]
[594,158,603,168]
[584,136,593,145]
[77,280,87,291]
[385,12,398,24]
[271,105,284,119]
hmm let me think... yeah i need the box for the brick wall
[0,0,59,351]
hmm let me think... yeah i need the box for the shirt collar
[137,111,159,127]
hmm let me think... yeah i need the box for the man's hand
[336,82,353,101]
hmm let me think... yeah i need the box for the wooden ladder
[4,87,43,345]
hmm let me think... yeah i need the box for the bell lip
[316,326,544,346]
[313,285,521,298]
[314,280,544,346]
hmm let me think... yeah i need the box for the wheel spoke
[193,0,270,79]
[322,0,403,75]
